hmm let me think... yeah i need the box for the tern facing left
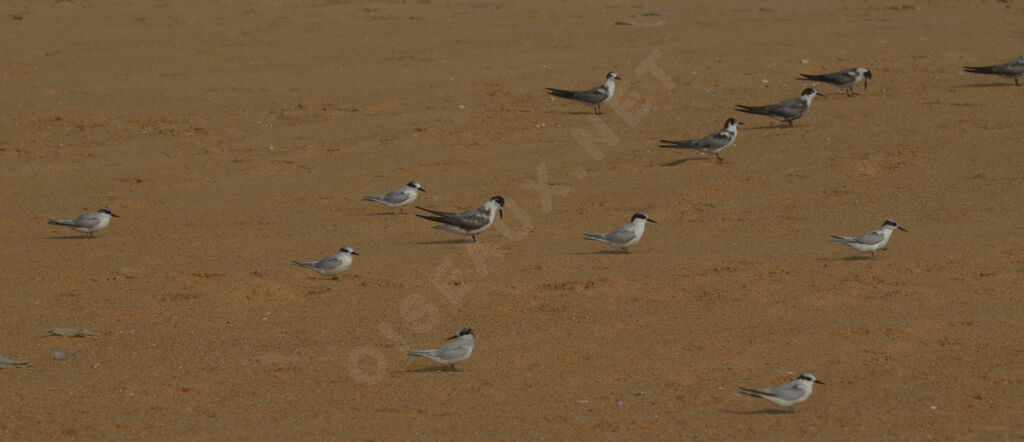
[739,373,824,408]
[800,67,872,96]
[292,246,358,278]
[416,196,504,242]
[584,212,656,253]
[735,88,823,127]
[659,118,743,161]
[546,72,621,115]
[963,55,1024,86]
[831,219,907,258]
[406,327,475,371]
[363,181,425,214]
[47,208,119,237]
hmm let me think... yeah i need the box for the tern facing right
[659,118,743,161]
[799,67,872,96]
[963,55,1024,86]
[363,181,425,214]
[406,327,475,371]
[739,373,824,408]
[831,219,907,258]
[416,196,504,242]
[292,246,358,278]
[735,88,822,127]
[47,208,119,237]
[584,212,656,253]
[546,72,621,115]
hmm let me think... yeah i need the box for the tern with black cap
[659,118,743,161]
[47,208,119,237]
[800,67,872,96]
[546,72,621,115]
[363,181,425,214]
[584,212,656,253]
[735,88,823,127]
[416,196,505,242]
[407,328,475,371]
[831,219,907,258]
[739,373,824,408]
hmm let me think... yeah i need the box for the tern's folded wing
[853,230,885,245]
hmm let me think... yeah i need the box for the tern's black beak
[737,121,745,125]
[647,218,658,223]
[499,209,503,219]
[814,380,825,385]
[351,251,359,256]
[897,226,908,232]
[419,188,426,193]
[816,92,826,97]
[446,334,458,341]
[111,213,120,218]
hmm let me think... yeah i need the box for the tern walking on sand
[736,88,822,127]
[831,220,907,258]
[584,212,656,253]
[546,72,621,115]
[363,181,425,214]
[799,67,872,96]
[407,328,475,371]
[292,246,358,278]
[659,118,743,161]
[739,373,824,408]
[47,208,119,237]
[963,55,1024,86]
[416,196,504,242]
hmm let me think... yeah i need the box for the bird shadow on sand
[841,255,875,261]
[720,408,795,415]
[45,235,95,240]
[746,124,795,130]
[415,239,476,245]
[365,212,405,217]
[543,109,600,115]
[394,366,459,374]
[957,82,1017,88]
[572,249,631,255]
[661,157,717,167]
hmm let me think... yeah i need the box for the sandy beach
[2,0,1022,438]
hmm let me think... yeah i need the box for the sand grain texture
[2,0,1023,439]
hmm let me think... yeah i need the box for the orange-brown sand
[2,0,1022,438]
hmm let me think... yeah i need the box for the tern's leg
[471,235,477,242]
[715,153,724,161]
[787,120,794,128]
[1016,78,1021,86]
[88,232,94,237]
[595,104,601,115]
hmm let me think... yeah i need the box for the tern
[406,327,475,371]
[584,212,656,253]
[739,373,824,408]
[416,196,504,242]
[546,72,621,115]
[363,181,425,214]
[292,246,358,278]
[735,88,823,127]
[47,208,119,237]
[831,219,907,258]
[659,118,743,161]
[963,55,1024,86]
[800,67,872,96]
